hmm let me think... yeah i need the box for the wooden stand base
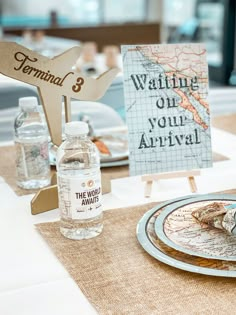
[31,173,111,215]
[31,185,58,215]
[141,170,200,198]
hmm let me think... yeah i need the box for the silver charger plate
[155,194,236,261]
[136,194,236,277]
[101,159,129,168]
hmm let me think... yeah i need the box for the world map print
[121,43,212,176]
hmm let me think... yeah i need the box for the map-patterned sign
[121,43,212,176]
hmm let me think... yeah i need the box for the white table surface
[1,126,236,315]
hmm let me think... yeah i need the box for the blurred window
[197,2,224,66]
[103,0,146,23]
[0,0,147,27]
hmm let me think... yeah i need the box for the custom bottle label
[57,173,102,220]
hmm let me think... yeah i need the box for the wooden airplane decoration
[0,42,119,145]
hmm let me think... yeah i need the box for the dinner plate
[136,194,236,277]
[155,194,236,261]
[96,134,129,162]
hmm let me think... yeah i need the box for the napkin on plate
[192,202,236,235]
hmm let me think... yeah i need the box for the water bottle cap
[65,121,89,136]
[19,97,38,109]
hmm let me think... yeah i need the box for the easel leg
[144,180,153,198]
[188,176,197,193]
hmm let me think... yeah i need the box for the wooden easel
[142,170,200,198]
[0,42,119,214]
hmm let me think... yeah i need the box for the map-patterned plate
[137,194,236,277]
[155,195,236,261]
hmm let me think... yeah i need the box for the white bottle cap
[19,96,38,109]
[65,121,89,136]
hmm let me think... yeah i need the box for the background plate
[49,135,129,166]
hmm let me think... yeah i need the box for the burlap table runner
[0,146,129,196]
[0,113,234,196]
[0,145,227,197]
[37,201,236,315]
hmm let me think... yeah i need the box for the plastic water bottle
[56,121,103,240]
[14,97,51,189]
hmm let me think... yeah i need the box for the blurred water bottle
[56,121,103,240]
[14,97,51,189]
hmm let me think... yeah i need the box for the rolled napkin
[79,115,112,157]
[93,138,111,156]
[192,202,236,235]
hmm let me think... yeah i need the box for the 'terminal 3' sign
[0,42,119,145]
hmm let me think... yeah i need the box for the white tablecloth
[1,126,236,315]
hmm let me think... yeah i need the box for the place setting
[137,193,236,277]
